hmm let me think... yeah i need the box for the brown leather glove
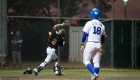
[62,19,71,27]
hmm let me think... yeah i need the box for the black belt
[48,46,55,49]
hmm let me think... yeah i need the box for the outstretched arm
[52,19,71,30]
[53,23,64,30]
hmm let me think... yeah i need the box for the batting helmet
[90,8,100,19]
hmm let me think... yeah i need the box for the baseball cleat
[55,73,63,76]
[91,75,96,80]
[95,74,98,79]
[34,68,38,76]
[91,74,98,80]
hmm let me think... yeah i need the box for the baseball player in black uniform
[33,23,66,76]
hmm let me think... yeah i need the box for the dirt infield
[1,76,140,80]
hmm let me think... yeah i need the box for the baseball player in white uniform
[80,8,106,80]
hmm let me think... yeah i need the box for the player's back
[84,19,105,42]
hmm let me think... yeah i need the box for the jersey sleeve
[20,37,23,41]
[82,21,91,34]
[59,39,64,47]
[20,37,23,42]
[52,30,58,37]
[101,25,106,44]
[47,37,52,46]
[17,37,23,43]
[11,37,17,44]
[102,25,106,36]
[12,37,15,41]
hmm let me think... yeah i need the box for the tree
[91,0,116,18]
[7,0,83,17]
[7,0,115,18]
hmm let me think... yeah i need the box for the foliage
[7,0,116,18]
[91,0,116,18]
[7,0,82,17]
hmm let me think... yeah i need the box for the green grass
[0,69,140,77]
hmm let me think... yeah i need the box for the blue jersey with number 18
[82,19,106,42]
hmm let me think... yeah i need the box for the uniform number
[93,26,101,34]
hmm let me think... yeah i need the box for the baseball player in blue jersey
[80,8,106,80]
[33,23,66,76]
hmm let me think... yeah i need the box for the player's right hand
[63,42,65,45]
[101,44,105,55]
[80,45,84,52]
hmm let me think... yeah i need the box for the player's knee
[54,58,58,62]
[83,60,90,66]
[94,62,100,67]
[44,61,48,66]
[93,59,100,67]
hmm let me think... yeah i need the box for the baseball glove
[23,68,32,74]
[62,19,71,27]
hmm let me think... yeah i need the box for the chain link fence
[7,0,105,67]
[7,18,70,62]
[0,0,139,68]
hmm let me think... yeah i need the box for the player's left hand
[62,19,71,27]
[101,49,105,54]
[101,44,105,55]
[63,42,65,45]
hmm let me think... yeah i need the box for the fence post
[58,0,61,62]
[111,0,114,68]
[0,0,7,52]
[0,0,2,51]
[134,21,137,68]
[131,20,134,68]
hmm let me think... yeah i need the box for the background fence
[0,0,140,69]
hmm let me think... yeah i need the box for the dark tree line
[7,0,116,18]
[7,0,116,32]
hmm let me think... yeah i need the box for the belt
[87,41,100,43]
[48,46,51,48]
[48,46,55,49]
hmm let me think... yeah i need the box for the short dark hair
[59,29,66,37]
